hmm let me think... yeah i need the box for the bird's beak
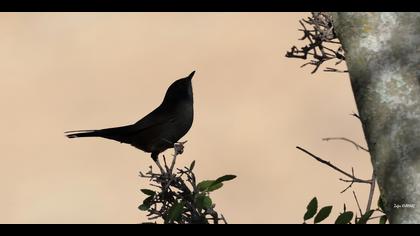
[188,71,196,79]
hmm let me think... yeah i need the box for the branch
[322,137,369,152]
[324,67,348,73]
[366,173,376,212]
[353,191,363,218]
[339,168,357,193]
[139,142,229,224]
[285,12,346,74]
[296,146,371,184]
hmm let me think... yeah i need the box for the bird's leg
[152,152,166,174]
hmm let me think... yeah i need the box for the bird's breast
[145,102,193,153]
[174,101,193,129]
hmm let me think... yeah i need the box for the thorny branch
[285,12,348,74]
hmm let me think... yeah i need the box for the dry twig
[285,12,347,73]
[322,137,369,152]
[296,146,371,184]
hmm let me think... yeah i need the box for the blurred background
[0,13,376,223]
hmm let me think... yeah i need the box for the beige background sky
[0,13,376,224]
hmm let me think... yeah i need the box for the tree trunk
[330,12,420,224]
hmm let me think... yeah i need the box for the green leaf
[314,206,333,223]
[304,197,318,221]
[207,182,224,192]
[197,175,236,192]
[141,189,156,196]
[335,211,354,224]
[189,161,196,171]
[138,204,150,211]
[167,201,185,222]
[379,215,387,224]
[143,196,153,205]
[215,175,237,183]
[196,195,213,210]
[356,209,374,224]
[139,195,154,211]
[197,180,216,192]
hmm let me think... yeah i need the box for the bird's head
[163,71,195,103]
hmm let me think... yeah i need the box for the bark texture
[331,12,420,224]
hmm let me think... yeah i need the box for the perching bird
[65,71,195,163]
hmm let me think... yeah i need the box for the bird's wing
[131,106,177,133]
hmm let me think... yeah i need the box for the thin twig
[169,154,177,174]
[353,191,363,217]
[163,155,170,173]
[340,181,354,194]
[366,172,376,212]
[220,214,228,224]
[339,168,356,193]
[296,146,371,183]
[285,12,346,74]
[324,67,348,73]
[322,137,369,152]
[155,160,166,174]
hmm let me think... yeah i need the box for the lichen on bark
[331,12,420,223]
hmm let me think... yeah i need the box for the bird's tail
[65,130,99,138]
[65,126,132,143]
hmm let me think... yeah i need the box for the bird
[65,71,195,165]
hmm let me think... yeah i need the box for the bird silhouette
[65,71,195,163]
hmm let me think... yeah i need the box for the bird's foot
[174,140,187,156]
